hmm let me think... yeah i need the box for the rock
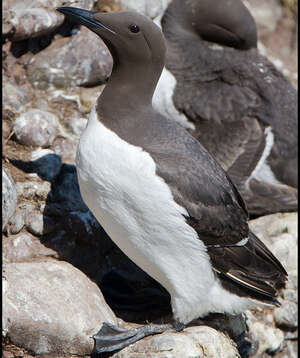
[13,109,60,147]
[249,212,297,243]
[3,232,57,263]
[2,168,18,231]
[249,212,298,344]
[25,209,57,236]
[8,7,64,41]
[3,0,96,41]
[2,351,14,358]
[3,117,13,140]
[52,137,78,163]
[243,0,282,38]
[3,80,31,114]
[3,9,15,38]
[249,212,298,298]
[249,212,297,275]
[66,117,88,137]
[274,301,298,331]
[27,26,112,90]
[276,338,298,358]
[112,325,240,358]
[16,181,51,201]
[30,148,62,181]
[7,206,26,235]
[281,0,298,16]
[114,0,171,19]
[79,85,105,113]
[3,260,117,355]
[245,310,284,356]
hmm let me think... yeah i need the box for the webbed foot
[93,321,180,353]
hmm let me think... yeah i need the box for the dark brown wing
[207,231,287,304]
[146,124,287,303]
[151,142,249,248]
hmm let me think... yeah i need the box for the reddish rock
[13,109,60,147]
[27,27,113,90]
[3,261,117,355]
[3,232,57,263]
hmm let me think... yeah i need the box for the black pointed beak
[56,7,116,35]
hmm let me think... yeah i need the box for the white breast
[152,67,195,130]
[76,106,257,323]
[247,126,282,186]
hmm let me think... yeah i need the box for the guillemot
[153,0,298,216]
[57,7,287,354]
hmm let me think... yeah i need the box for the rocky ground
[2,0,298,357]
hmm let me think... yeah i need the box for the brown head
[163,0,257,50]
[57,7,166,106]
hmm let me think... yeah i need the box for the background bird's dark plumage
[161,0,298,215]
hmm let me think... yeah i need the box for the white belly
[76,107,255,323]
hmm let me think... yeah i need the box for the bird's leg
[92,320,185,353]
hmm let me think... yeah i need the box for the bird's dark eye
[129,24,140,33]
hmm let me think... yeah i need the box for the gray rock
[27,26,112,90]
[3,117,13,140]
[3,80,31,114]
[25,209,57,236]
[3,9,15,37]
[112,326,240,358]
[13,109,60,147]
[245,310,284,356]
[3,232,57,263]
[249,212,298,288]
[30,148,62,181]
[249,212,298,355]
[116,0,171,19]
[16,181,51,201]
[8,7,64,41]
[249,212,298,239]
[3,260,116,355]
[243,0,282,38]
[7,206,26,235]
[274,301,298,331]
[3,0,96,41]
[2,168,18,231]
[52,137,78,163]
[66,117,88,137]
[276,338,298,358]
[79,85,105,114]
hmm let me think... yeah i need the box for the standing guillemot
[57,7,287,354]
[153,0,298,216]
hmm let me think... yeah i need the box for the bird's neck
[98,62,161,114]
